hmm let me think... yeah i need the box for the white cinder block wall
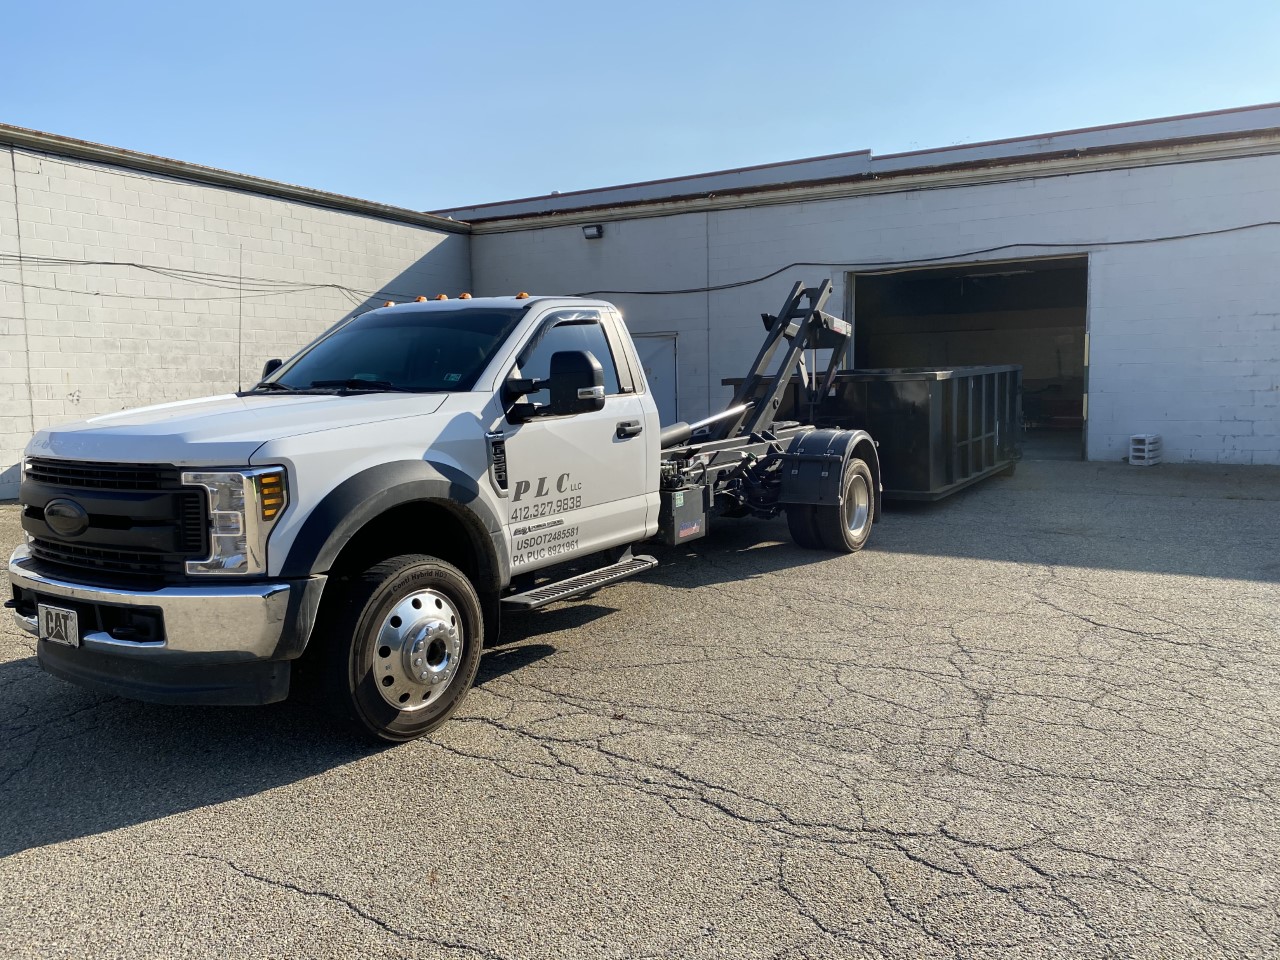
[4,122,1278,489]
[0,154,27,493]
[0,145,469,498]
[472,153,1280,465]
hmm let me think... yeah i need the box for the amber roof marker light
[415,296,428,302]
[383,300,395,307]
[459,292,472,299]
[434,294,448,300]
[515,292,530,299]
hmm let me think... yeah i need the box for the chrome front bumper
[8,543,305,660]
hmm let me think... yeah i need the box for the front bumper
[8,544,325,705]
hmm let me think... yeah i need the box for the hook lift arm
[655,280,876,542]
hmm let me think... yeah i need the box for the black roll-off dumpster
[723,365,1022,500]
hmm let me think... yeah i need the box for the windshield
[265,307,526,393]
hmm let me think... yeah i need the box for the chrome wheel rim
[372,588,463,712]
[845,474,871,539]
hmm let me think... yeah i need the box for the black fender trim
[271,574,327,661]
[778,429,880,512]
[278,460,509,591]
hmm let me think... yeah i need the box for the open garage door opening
[850,257,1088,460]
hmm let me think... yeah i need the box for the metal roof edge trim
[0,122,470,234]
[433,149,876,216]
[876,100,1280,161]
[447,102,1280,221]
[465,129,1280,233]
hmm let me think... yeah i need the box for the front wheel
[322,554,483,742]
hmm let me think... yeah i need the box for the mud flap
[777,429,874,508]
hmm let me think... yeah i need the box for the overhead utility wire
[0,251,433,304]
[4,218,1277,305]
[12,280,339,303]
[571,220,1280,296]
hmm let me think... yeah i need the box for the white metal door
[501,313,650,574]
[502,395,648,572]
[634,334,678,425]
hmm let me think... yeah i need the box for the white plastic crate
[1129,434,1163,465]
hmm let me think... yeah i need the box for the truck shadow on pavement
[0,602,596,857]
[640,515,874,590]
[645,460,1280,584]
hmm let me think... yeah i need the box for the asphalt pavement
[1,460,1277,959]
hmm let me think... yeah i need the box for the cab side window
[518,317,622,398]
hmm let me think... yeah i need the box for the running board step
[501,555,657,611]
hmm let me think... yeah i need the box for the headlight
[181,467,289,575]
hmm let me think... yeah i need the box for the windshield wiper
[242,381,297,394]
[308,378,416,393]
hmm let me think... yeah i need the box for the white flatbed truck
[7,281,880,741]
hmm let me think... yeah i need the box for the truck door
[501,310,650,573]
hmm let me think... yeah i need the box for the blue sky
[3,1,1278,211]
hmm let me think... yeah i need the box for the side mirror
[548,350,605,416]
[261,358,283,379]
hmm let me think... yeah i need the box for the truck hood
[28,392,449,465]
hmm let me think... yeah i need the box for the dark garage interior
[851,257,1088,460]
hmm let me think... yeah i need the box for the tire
[786,504,824,550]
[816,457,875,553]
[321,554,483,743]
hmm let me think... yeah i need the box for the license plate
[37,604,80,648]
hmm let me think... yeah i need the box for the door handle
[616,420,643,439]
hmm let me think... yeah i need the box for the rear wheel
[322,554,483,742]
[786,503,824,549]
[817,457,875,553]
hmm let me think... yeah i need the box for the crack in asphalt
[432,540,1279,956]
[185,853,512,960]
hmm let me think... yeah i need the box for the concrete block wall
[1088,223,1280,464]
[473,152,1280,465]
[3,134,1276,484]
[0,154,28,495]
[0,146,469,498]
